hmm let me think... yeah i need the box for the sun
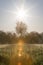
[15,6,28,21]
[17,8,26,19]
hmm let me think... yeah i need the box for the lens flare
[15,6,28,21]
[17,40,24,57]
[18,62,21,65]
[18,53,21,57]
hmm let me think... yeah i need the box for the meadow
[0,44,43,65]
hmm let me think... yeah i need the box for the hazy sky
[0,0,43,33]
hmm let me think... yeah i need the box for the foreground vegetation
[0,44,43,65]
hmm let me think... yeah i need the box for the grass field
[0,44,43,65]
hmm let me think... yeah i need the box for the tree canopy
[0,22,43,44]
[15,22,27,36]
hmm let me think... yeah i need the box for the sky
[0,0,43,33]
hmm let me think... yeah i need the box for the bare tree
[15,22,27,36]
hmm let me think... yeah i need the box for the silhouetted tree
[11,33,17,43]
[6,32,12,44]
[15,22,27,36]
[24,32,43,44]
[40,32,43,43]
[0,31,7,44]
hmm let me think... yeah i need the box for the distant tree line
[0,22,43,44]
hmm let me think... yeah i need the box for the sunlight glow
[19,48,22,51]
[18,62,21,65]
[18,53,21,57]
[18,40,24,45]
[6,5,33,23]
[17,40,24,57]
[15,6,28,21]
[16,8,26,19]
